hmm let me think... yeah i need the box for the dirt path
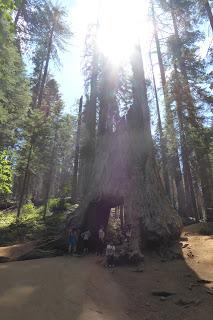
[0,256,131,320]
[0,232,213,320]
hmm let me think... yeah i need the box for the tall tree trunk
[14,0,27,52]
[131,45,151,134]
[173,64,199,220]
[120,204,124,229]
[17,143,33,218]
[204,0,213,31]
[150,53,171,200]
[79,34,99,196]
[98,60,119,136]
[151,1,186,217]
[37,26,54,109]
[43,132,57,218]
[71,96,83,203]
[14,0,27,26]
[171,4,213,220]
[32,60,45,109]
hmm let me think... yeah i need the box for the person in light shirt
[81,230,91,254]
[97,226,105,256]
[106,241,116,267]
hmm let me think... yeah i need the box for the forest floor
[0,225,213,320]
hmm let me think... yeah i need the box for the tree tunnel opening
[82,196,125,249]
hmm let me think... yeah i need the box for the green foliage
[0,150,12,196]
[0,0,15,46]
[0,203,78,245]
[0,25,31,148]
[0,0,74,213]
[0,210,16,228]
[48,198,68,213]
[21,200,37,216]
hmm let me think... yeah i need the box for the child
[106,242,116,267]
[81,229,91,254]
[68,228,77,254]
[97,226,105,256]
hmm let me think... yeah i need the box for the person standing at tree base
[68,228,78,255]
[81,229,91,254]
[106,242,116,267]
[97,226,105,256]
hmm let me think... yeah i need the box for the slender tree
[203,0,213,31]
[151,1,186,216]
[71,96,83,203]
[150,52,171,200]
[168,0,212,219]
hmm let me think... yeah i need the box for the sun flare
[97,0,151,64]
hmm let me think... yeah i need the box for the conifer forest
[0,1,212,320]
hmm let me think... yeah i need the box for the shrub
[48,198,68,213]
[21,201,38,217]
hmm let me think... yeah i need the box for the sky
[52,0,152,114]
[51,0,213,115]
[53,0,100,113]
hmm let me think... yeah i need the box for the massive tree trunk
[71,45,182,256]
[151,2,186,217]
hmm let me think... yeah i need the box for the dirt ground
[0,229,213,320]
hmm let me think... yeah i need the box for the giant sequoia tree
[72,43,182,255]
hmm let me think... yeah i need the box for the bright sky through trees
[97,0,151,64]
[55,0,152,112]
[54,0,211,113]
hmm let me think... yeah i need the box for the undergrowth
[0,200,78,245]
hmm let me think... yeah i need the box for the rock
[175,298,198,306]
[185,274,192,278]
[152,291,176,297]
[180,236,189,242]
[182,243,189,248]
[197,279,212,284]
[188,283,199,290]
[160,296,167,301]
[96,310,103,314]
[132,266,144,273]
[206,289,213,295]
[194,299,202,306]
[187,251,194,258]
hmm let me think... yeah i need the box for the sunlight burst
[97,0,151,64]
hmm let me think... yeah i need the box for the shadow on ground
[0,229,213,320]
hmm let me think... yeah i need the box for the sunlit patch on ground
[0,286,37,307]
